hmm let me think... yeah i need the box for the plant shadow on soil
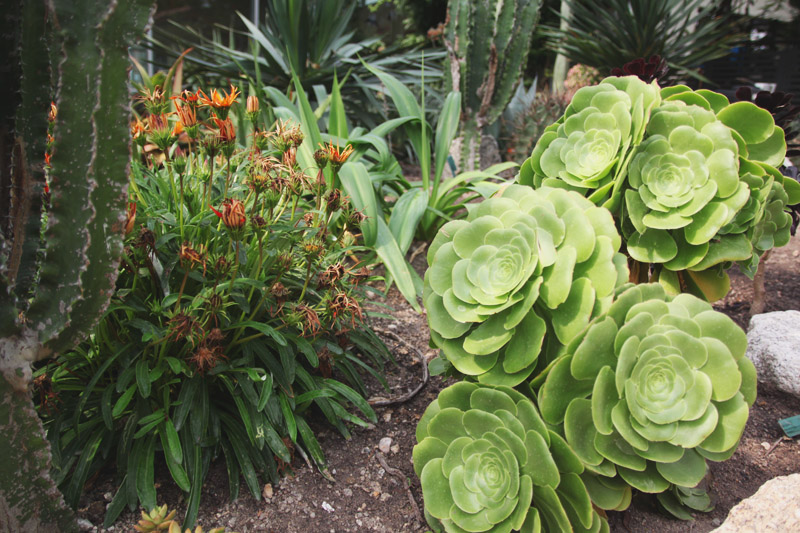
[77,236,800,532]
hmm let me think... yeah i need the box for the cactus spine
[444,0,541,170]
[0,0,154,530]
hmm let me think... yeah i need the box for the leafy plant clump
[537,283,756,511]
[413,382,608,533]
[520,76,799,301]
[35,83,390,527]
[424,184,628,386]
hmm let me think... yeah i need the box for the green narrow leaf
[339,161,379,246]
[388,188,429,254]
[323,378,377,423]
[328,71,348,138]
[279,391,298,442]
[136,435,157,511]
[160,429,190,492]
[112,384,136,417]
[433,92,461,183]
[376,218,421,311]
[135,359,151,398]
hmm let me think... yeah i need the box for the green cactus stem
[0,0,155,530]
[444,0,541,171]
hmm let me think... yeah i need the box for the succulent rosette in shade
[413,382,609,533]
[423,185,628,386]
[519,76,661,206]
[537,283,756,507]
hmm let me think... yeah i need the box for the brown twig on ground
[368,328,429,406]
[375,451,423,525]
[408,241,427,266]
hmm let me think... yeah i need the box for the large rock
[711,474,800,532]
[746,310,800,397]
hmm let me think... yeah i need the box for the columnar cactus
[424,184,628,386]
[413,382,608,532]
[1,1,154,530]
[444,0,542,170]
[537,283,756,508]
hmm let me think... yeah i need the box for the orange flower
[174,101,197,128]
[125,202,137,236]
[322,141,354,169]
[211,198,246,231]
[197,84,240,117]
[246,95,259,114]
[48,102,57,122]
[212,116,236,144]
[171,120,184,137]
[173,89,200,106]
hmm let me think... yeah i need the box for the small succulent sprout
[520,76,661,207]
[424,185,628,386]
[537,283,756,508]
[413,382,608,533]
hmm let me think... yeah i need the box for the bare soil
[77,235,800,533]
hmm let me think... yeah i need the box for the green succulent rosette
[413,382,609,533]
[537,283,757,508]
[623,88,792,298]
[424,185,628,387]
[519,76,661,207]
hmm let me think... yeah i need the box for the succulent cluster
[424,184,628,386]
[520,76,797,301]
[538,283,755,508]
[413,382,607,533]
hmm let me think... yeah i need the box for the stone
[76,518,94,531]
[746,310,800,397]
[711,474,800,532]
[378,437,392,454]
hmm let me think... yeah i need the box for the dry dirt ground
[77,235,800,533]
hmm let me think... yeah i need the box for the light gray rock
[711,474,800,533]
[746,310,800,397]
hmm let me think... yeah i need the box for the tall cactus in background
[0,0,154,530]
[444,0,541,170]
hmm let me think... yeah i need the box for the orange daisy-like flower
[174,101,197,128]
[322,141,354,169]
[197,84,240,111]
[211,116,236,144]
[211,198,246,231]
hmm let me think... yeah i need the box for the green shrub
[36,85,390,527]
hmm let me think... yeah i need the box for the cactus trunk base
[0,358,77,532]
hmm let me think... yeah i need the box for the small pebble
[382,412,392,422]
[263,483,274,499]
[322,501,335,513]
[76,518,94,531]
[712,518,721,526]
[103,492,113,502]
[379,437,392,453]
[761,441,771,450]
[390,444,400,454]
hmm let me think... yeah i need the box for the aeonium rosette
[537,283,756,508]
[424,185,628,387]
[413,382,608,533]
[520,76,661,206]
